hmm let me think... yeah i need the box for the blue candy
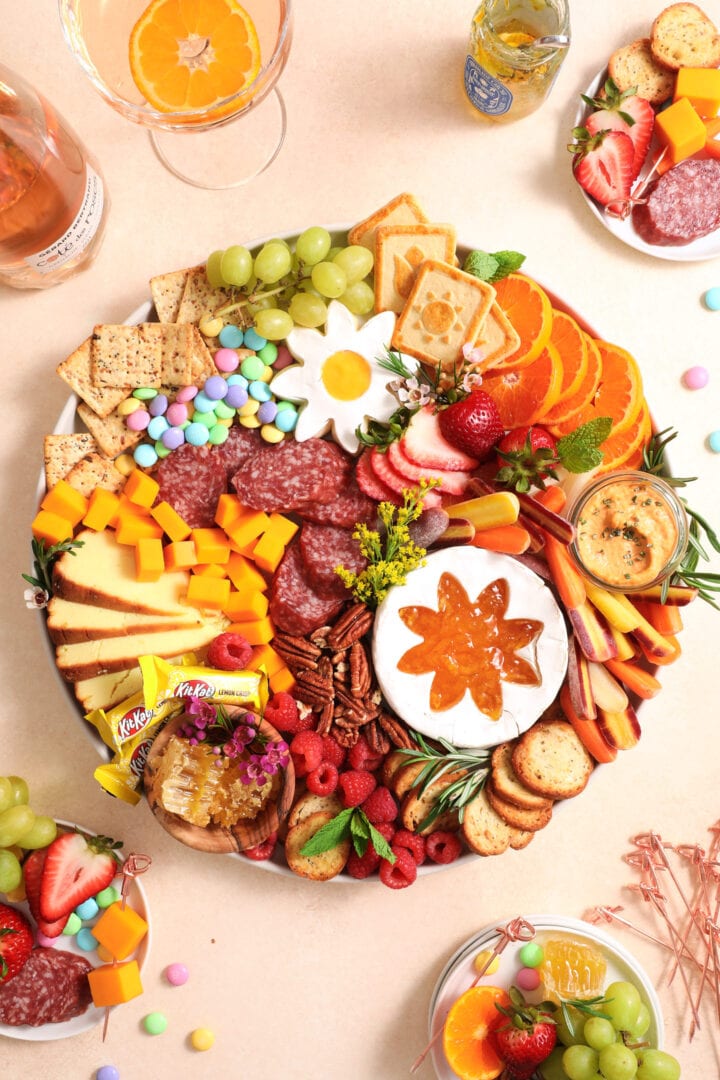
[226,373,249,388]
[192,391,216,414]
[709,430,720,453]
[244,327,267,351]
[134,443,158,468]
[274,405,298,432]
[75,898,99,921]
[147,415,169,440]
[185,422,210,446]
[248,380,273,402]
[703,287,720,311]
[218,324,245,348]
[76,928,98,952]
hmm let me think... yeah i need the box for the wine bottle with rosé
[0,63,109,290]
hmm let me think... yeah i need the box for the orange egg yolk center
[321,350,372,400]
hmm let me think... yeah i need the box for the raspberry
[206,632,253,671]
[392,828,426,866]
[264,692,313,734]
[289,730,324,777]
[360,785,398,825]
[320,734,346,770]
[373,821,396,845]
[348,734,385,772]
[337,769,376,808]
[241,831,278,861]
[379,845,418,890]
[306,762,339,796]
[425,830,463,864]
[346,845,381,879]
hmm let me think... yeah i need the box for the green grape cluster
[539,981,681,1080]
[205,226,375,340]
[0,776,57,893]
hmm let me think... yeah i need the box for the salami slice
[0,949,92,1026]
[212,424,262,482]
[233,438,351,512]
[297,474,378,528]
[269,542,346,636]
[632,159,720,246]
[299,524,366,599]
[155,442,226,528]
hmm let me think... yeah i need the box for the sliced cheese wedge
[52,529,190,615]
[47,596,204,644]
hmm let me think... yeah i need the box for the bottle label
[464,55,513,116]
[24,165,105,274]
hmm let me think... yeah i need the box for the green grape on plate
[0,804,35,849]
[295,226,332,266]
[0,848,22,894]
[253,241,292,284]
[635,1049,681,1080]
[311,261,347,298]
[332,244,373,284]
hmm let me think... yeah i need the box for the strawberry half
[492,986,557,1079]
[23,848,69,938]
[0,903,33,985]
[437,388,504,461]
[570,127,635,210]
[39,831,122,923]
[582,77,655,178]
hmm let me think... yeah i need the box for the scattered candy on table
[165,961,190,986]
[96,1067,120,1080]
[682,365,709,389]
[709,430,720,453]
[703,286,720,310]
[190,1027,215,1051]
[143,1010,168,1035]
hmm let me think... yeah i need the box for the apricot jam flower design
[397,573,543,720]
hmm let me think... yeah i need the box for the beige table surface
[2,1,720,1077]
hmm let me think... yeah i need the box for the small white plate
[573,70,720,262]
[427,914,663,1079]
[0,821,151,1041]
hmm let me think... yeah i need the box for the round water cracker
[462,788,520,857]
[490,741,554,812]
[486,784,553,833]
[511,720,594,800]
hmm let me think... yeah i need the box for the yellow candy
[239,415,262,429]
[117,398,144,416]
[473,949,500,975]
[260,423,285,444]
[238,398,260,417]
[190,1028,215,1051]
[115,453,137,476]
[199,314,224,338]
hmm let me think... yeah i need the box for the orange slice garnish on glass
[442,985,511,1080]
[482,340,564,428]
[490,273,553,370]
[538,936,607,1003]
[129,0,261,117]
[544,340,644,439]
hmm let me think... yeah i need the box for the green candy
[143,1011,168,1036]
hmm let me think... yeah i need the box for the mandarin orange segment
[481,340,563,428]
[543,340,644,439]
[129,0,261,115]
[538,936,607,1003]
[595,402,653,474]
[442,985,510,1080]
[490,273,553,370]
[541,331,602,427]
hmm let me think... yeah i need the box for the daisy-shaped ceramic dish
[270,299,415,453]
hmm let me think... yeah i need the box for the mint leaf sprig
[463,249,526,284]
[495,417,613,493]
[23,536,85,598]
[299,807,396,863]
[397,731,491,832]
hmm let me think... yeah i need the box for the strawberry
[39,831,121,923]
[570,127,634,210]
[582,77,655,179]
[0,903,33,985]
[492,987,557,1078]
[495,425,559,492]
[437,388,504,461]
[23,848,69,938]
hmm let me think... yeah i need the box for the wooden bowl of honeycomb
[143,706,295,854]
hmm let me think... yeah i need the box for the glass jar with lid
[464,0,570,123]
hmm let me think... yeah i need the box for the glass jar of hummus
[567,471,689,592]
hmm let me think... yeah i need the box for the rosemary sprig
[641,427,720,609]
[22,537,85,598]
[397,730,491,832]
[558,995,613,1040]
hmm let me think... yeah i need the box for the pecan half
[378,710,415,749]
[326,602,374,650]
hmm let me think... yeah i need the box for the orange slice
[544,340,644,439]
[539,936,607,1003]
[491,273,553,370]
[541,331,602,427]
[539,311,587,422]
[482,340,563,428]
[442,985,511,1080]
[129,0,261,117]
[595,401,653,474]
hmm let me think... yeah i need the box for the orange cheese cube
[135,537,165,582]
[115,510,164,546]
[223,589,269,620]
[151,500,191,542]
[224,510,269,549]
[247,643,285,676]
[186,575,231,610]
[83,488,121,531]
[116,494,152,518]
[164,540,198,570]
[225,616,274,645]
[269,666,296,693]
[192,527,231,565]
[93,901,148,960]
[252,533,287,575]
[192,562,228,579]
[674,67,720,118]
[41,480,89,527]
[214,493,247,531]
[31,509,74,547]
[654,97,706,164]
[123,468,160,508]
[265,512,299,547]
[88,959,143,1007]
[226,552,268,593]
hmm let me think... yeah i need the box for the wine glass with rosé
[58,0,292,189]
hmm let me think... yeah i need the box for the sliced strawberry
[571,128,635,209]
[39,832,121,923]
[582,78,655,179]
[386,440,470,496]
[400,404,479,472]
[368,447,441,506]
[23,849,69,938]
[355,448,400,504]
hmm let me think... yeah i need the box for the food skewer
[101,853,152,1043]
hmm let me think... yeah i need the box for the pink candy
[166,402,189,426]
[165,962,189,986]
[36,931,59,948]
[683,365,709,390]
[126,409,150,431]
[273,345,293,371]
[214,348,240,373]
[515,966,541,991]
[175,385,199,404]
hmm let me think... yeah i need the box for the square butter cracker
[472,302,521,370]
[176,266,233,325]
[64,452,126,497]
[375,223,457,314]
[392,259,496,373]
[57,339,130,419]
[77,402,143,459]
[91,324,163,389]
[44,433,98,489]
[150,268,194,323]
[348,192,428,253]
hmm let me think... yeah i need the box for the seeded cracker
[189,325,221,382]
[158,322,196,387]
[77,402,144,459]
[91,324,164,389]
[150,266,196,323]
[43,433,98,489]
[56,338,130,419]
[176,267,233,324]
[64,452,126,497]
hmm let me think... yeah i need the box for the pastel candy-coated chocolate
[175,385,198,403]
[703,286,720,310]
[147,416,169,440]
[165,962,189,986]
[75,897,99,921]
[709,430,720,452]
[218,325,244,348]
[243,327,267,351]
[240,355,266,381]
[63,911,83,935]
[143,1011,168,1035]
[36,930,60,947]
[683,365,709,389]
[149,394,168,417]
[257,342,278,364]
[190,1028,215,1051]
[516,966,541,991]
[225,384,248,409]
[185,422,210,446]
[96,1067,120,1080]
[161,427,185,450]
[134,444,158,468]
[518,942,544,967]
[215,345,241,370]
[248,380,272,402]
[76,927,99,951]
[204,374,229,400]
[193,391,216,414]
[126,409,150,432]
[96,885,121,909]
[166,402,189,426]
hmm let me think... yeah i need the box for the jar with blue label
[464,0,570,122]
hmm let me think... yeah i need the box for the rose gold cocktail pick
[409,916,536,1074]
[585,905,706,972]
[667,845,712,988]
[688,859,720,1039]
[101,853,152,1043]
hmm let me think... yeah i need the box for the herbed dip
[573,476,681,588]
